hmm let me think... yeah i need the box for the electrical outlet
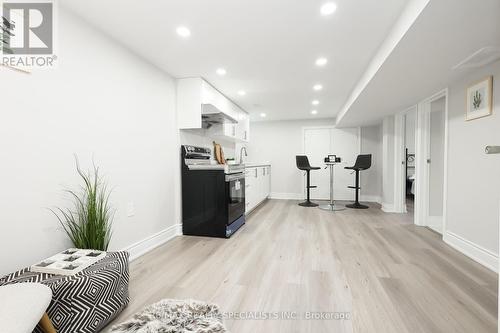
[126,202,135,217]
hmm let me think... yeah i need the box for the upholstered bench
[0,251,129,333]
[0,283,56,333]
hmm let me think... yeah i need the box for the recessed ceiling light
[320,2,337,16]
[176,26,191,38]
[238,90,247,96]
[315,57,328,66]
[312,100,320,106]
[313,84,323,91]
[311,110,318,115]
[216,68,227,76]
[260,113,267,118]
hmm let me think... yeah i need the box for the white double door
[303,127,359,200]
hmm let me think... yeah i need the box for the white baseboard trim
[444,231,498,273]
[124,223,182,262]
[381,202,396,213]
[270,192,303,200]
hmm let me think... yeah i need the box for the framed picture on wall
[466,76,493,121]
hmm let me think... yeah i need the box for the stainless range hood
[201,104,238,129]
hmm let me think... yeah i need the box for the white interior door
[331,128,360,200]
[304,128,331,199]
[303,127,360,200]
[423,96,446,233]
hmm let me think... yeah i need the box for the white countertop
[244,162,271,167]
[187,162,271,169]
[187,164,225,170]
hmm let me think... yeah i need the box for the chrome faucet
[239,146,248,164]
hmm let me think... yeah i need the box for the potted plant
[51,158,113,251]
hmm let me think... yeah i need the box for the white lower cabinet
[245,165,271,214]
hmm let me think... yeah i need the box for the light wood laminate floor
[106,200,497,333]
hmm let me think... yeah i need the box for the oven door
[225,172,246,224]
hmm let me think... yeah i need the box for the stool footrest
[348,186,360,189]
[308,185,318,189]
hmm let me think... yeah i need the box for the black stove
[181,145,245,238]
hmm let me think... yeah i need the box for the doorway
[404,108,417,214]
[414,90,449,233]
[425,96,447,233]
[394,106,417,215]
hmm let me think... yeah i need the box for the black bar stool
[296,155,321,207]
[345,154,372,209]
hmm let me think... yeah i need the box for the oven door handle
[225,173,245,182]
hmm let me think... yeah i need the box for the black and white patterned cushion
[0,251,129,333]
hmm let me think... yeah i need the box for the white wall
[382,116,395,210]
[405,110,416,154]
[247,119,334,199]
[445,60,500,261]
[360,125,383,202]
[0,9,179,275]
[247,118,382,201]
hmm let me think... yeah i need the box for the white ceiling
[336,0,500,127]
[61,0,410,122]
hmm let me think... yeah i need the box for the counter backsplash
[180,129,236,160]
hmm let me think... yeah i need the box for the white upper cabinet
[210,103,249,142]
[201,81,239,121]
[177,78,204,129]
[236,109,250,142]
[177,78,250,142]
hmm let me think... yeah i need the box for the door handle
[485,146,500,154]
